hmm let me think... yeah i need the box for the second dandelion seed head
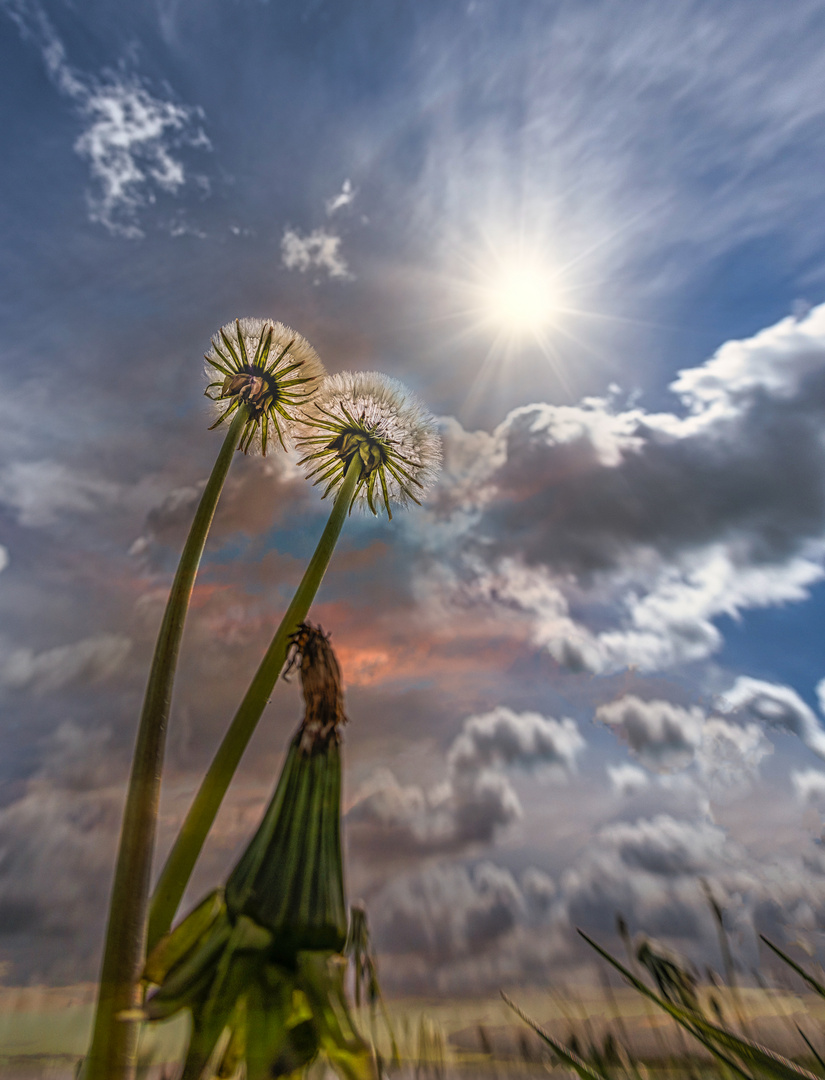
[204,317,325,454]
[295,371,442,519]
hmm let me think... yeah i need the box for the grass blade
[501,991,611,1080]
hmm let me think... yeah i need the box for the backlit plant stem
[84,407,248,1080]
[147,453,362,952]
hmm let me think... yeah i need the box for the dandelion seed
[296,371,442,519]
[204,317,325,454]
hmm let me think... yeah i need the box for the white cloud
[325,178,356,216]
[817,677,825,718]
[0,783,122,981]
[74,78,208,238]
[607,762,650,796]
[366,809,825,994]
[3,0,210,237]
[403,0,825,301]
[281,227,351,280]
[720,677,825,760]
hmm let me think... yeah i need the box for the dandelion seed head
[204,317,325,454]
[296,371,442,519]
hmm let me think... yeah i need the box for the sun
[484,259,558,336]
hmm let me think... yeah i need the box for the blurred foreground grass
[2,982,825,1079]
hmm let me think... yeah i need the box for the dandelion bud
[295,371,442,518]
[204,317,326,454]
[225,624,348,961]
[143,624,373,1080]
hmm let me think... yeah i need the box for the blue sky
[4,0,825,993]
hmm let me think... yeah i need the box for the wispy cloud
[325,178,356,216]
[1,0,210,237]
[0,633,131,696]
[281,226,351,280]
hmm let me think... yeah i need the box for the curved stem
[147,455,362,952]
[84,408,247,1080]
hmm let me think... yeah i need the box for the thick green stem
[84,409,247,1080]
[147,455,362,953]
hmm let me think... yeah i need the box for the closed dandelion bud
[144,625,374,1080]
[225,623,348,961]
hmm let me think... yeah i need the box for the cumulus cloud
[597,697,704,772]
[349,707,585,854]
[3,0,209,237]
[597,695,773,798]
[281,227,351,280]
[40,721,116,791]
[720,677,825,760]
[419,305,825,676]
[0,634,131,695]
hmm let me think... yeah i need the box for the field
[2,982,825,1079]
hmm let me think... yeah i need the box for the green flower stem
[147,454,362,954]
[84,407,248,1080]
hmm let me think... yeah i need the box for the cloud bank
[414,304,825,679]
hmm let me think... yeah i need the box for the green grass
[1,981,824,1079]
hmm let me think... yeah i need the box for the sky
[3,0,825,997]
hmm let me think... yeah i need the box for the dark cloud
[359,806,825,995]
[0,783,121,982]
[348,707,584,855]
[597,697,704,772]
[374,861,524,959]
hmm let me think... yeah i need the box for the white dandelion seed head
[204,317,325,454]
[295,371,442,518]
